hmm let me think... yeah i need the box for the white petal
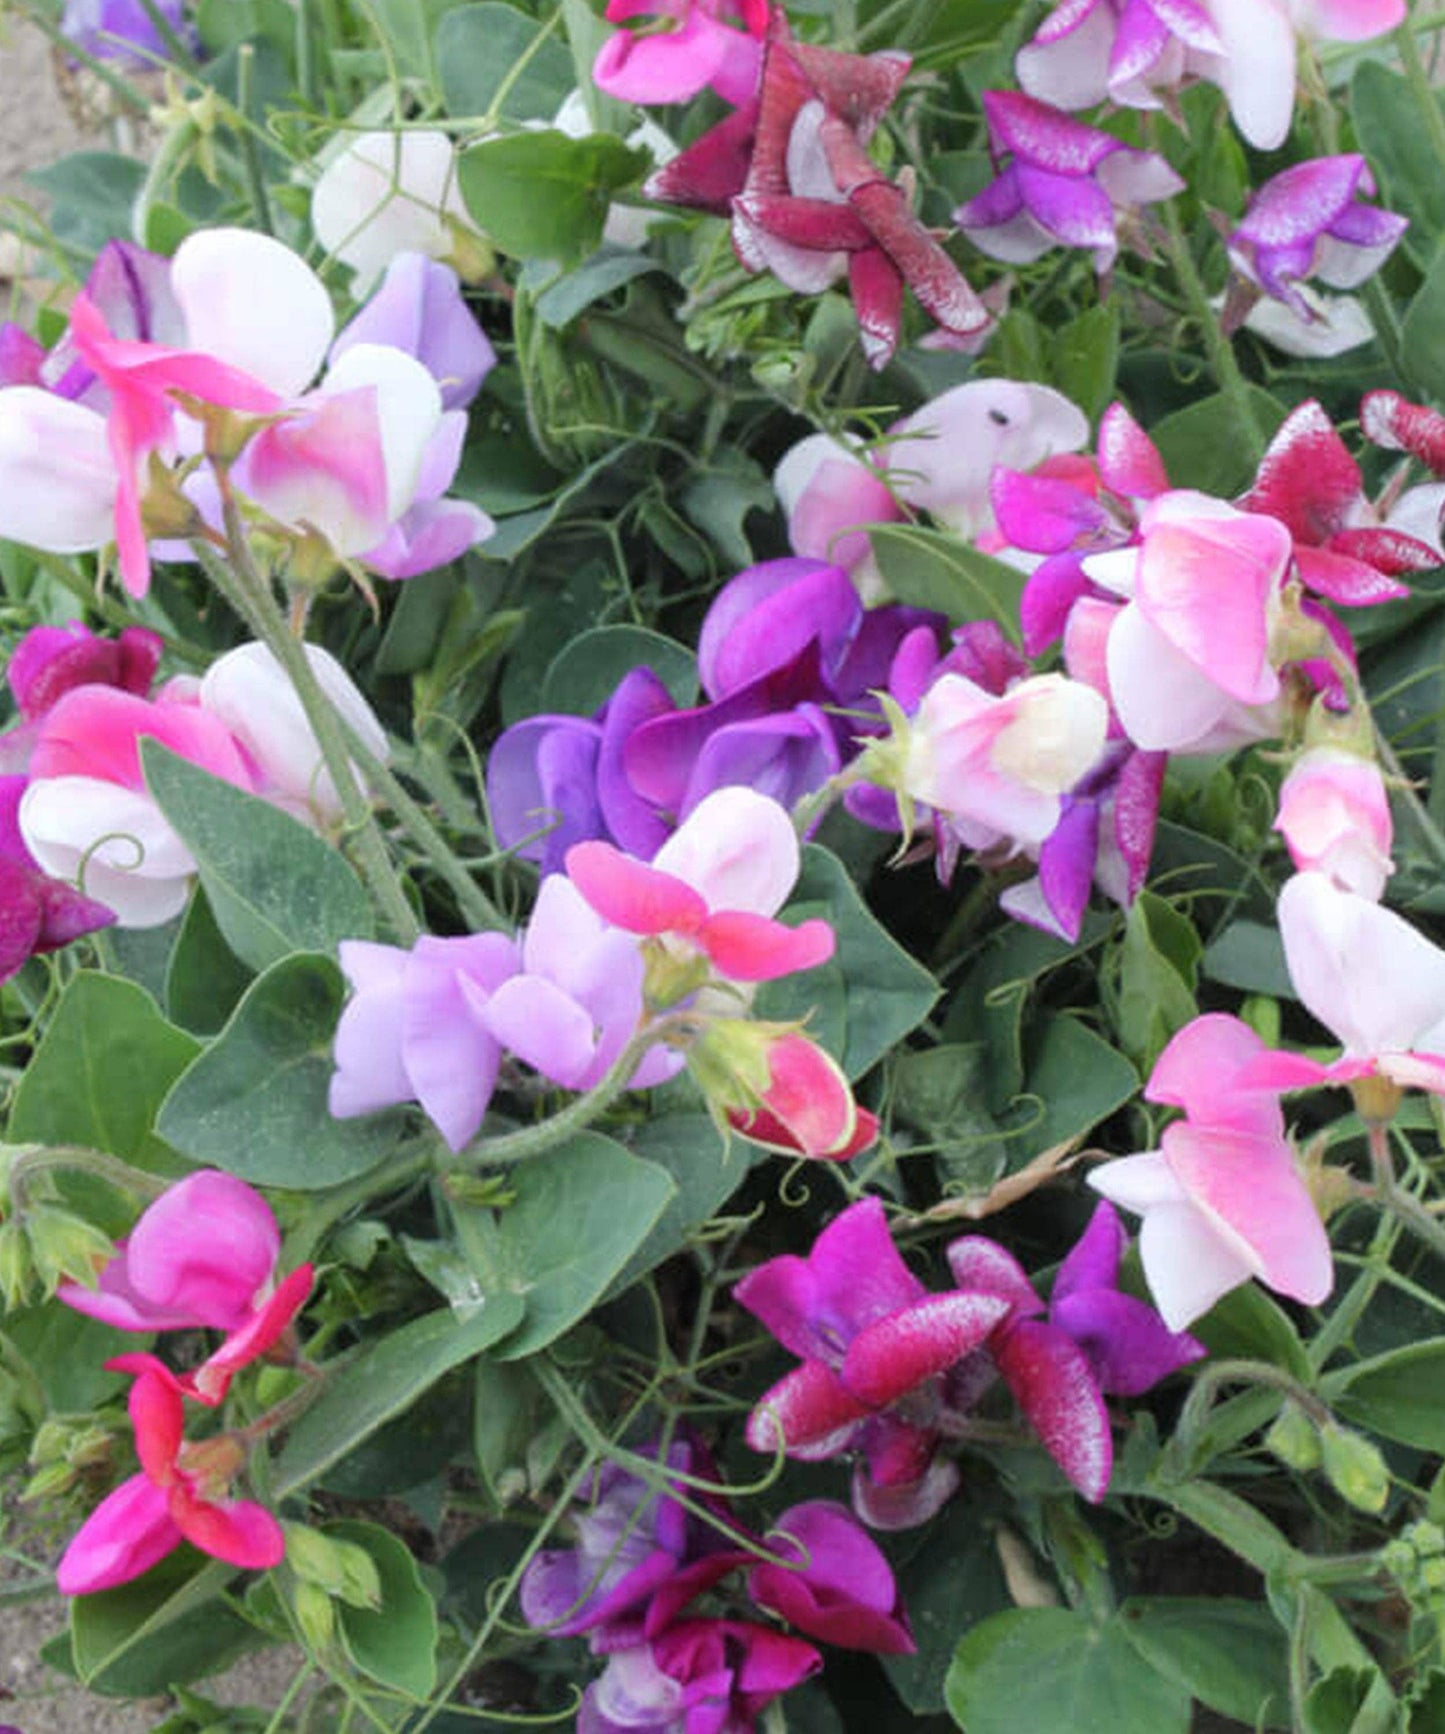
[653,787,799,915]
[1138,1201,1257,1330]
[0,389,117,552]
[20,777,193,928]
[311,131,468,293]
[1105,603,1232,751]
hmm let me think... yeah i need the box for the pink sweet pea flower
[19,684,255,927]
[56,1366,284,1595]
[1243,872,1445,1101]
[1082,490,1293,754]
[1229,156,1407,323]
[330,932,522,1152]
[773,434,901,598]
[955,92,1184,275]
[1275,748,1393,900]
[594,0,770,107]
[719,1027,878,1161]
[1091,1013,1334,1329]
[565,787,834,985]
[57,1171,313,1406]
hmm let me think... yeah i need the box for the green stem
[1157,191,1265,462]
[1396,19,1445,169]
[447,1014,694,1171]
[338,721,506,932]
[1367,1120,1445,1261]
[235,45,275,236]
[6,1144,167,1210]
[198,516,419,944]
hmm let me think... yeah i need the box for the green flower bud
[1320,1423,1390,1514]
[1265,1402,1322,1471]
[292,1579,336,1653]
[24,1206,114,1296]
[0,1222,35,1310]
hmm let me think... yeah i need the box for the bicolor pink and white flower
[56,1171,314,1407]
[1091,1014,1334,1329]
[1275,748,1393,900]
[56,1365,284,1595]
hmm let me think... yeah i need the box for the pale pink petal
[1136,1199,1257,1330]
[652,786,800,916]
[1105,602,1236,752]
[483,973,600,1089]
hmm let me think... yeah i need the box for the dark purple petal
[993,1319,1112,1501]
[680,707,839,822]
[1052,1200,1125,1302]
[1037,798,1099,942]
[1016,163,1117,251]
[0,323,44,387]
[0,859,45,983]
[831,605,946,706]
[697,558,860,701]
[1052,1288,1206,1395]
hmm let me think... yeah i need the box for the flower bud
[293,1579,337,1652]
[285,1523,381,1609]
[1320,1422,1389,1514]
[1275,747,1393,900]
[24,1206,114,1296]
[0,1222,34,1310]
[1265,1402,1321,1471]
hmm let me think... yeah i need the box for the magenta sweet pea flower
[956,92,1183,274]
[1275,748,1393,900]
[580,1620,820,1734]
[330,932,521,1152]
[1229,156,1407,322]
[57,1171,314,1407]
[0,775,115,981]
[594,0,770,106]
[747,1501,913,1654]
[1243,873,1445,1102]
[940,1204,1204,1501]
[0,619,162,776]
[1091,1013,1334,1329]
[56,1366,284,1596]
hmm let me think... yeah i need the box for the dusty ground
[0,21,304,1731]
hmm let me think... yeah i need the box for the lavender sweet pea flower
[331,253,496,412]
[1228,155,1407,321]
[957,91,1184,273]
[60,0,194,64]
[0,775,115,982]
[43,241,186,403]
[330,932,521,1151]
[487,712,607,874]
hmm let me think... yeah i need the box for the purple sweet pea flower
[480,874,681,1091]
[1228,155,1407,322]
[735,1198,1009,1530]
[956,90,1183,273]
[0,774,116,980]
[487,712,607,874]
[33,242,184,406]
[60,0,194,65]
[329,932,521,1151]
[580,1621,820,1734]
[331,253,496,412]
[748,1501,913,1654]
[938,1202,1204,1500]
[0,325,44,388]
[360,407,494,578]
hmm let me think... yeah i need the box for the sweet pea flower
[594,0,769,106]
[1243,286,1376,358]
[1242,872,1445,1102]
[565,787,834,986]
[480,874,681,1092]
[1081,490,1294,754]
[736,1197,1010,1529]
[1091,1014,1334,1329]
[311,131,484,293]
[693,1021,878,1161]
[1362,389,1445,478]
[197,641,390,825]
[940,1204,1204,1501]
[331,253,495,412]
[580,1621,820,1734]
[1275,749,1393,900]
[19,684,255,927]
[0,620,162,773]
[773,434,901,598]
[60,0,193,64]
[56,1171,314,1406]
[1229,156,1407,321]
[956,92,1184,275]
[1015,0,1404,152]
[56,1366,284,1596]
[0,775,116,980]
[330,932,522,1152]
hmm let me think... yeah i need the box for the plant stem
[6,1144,167,1210]
[1367,1120,1445,1261]
[235,44,275,236]
[1396,19,1445,169]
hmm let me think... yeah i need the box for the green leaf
[490,1134,676,1358]
[156,953,401,1190]
[541,625,698,715]
[9,971,199,1170]
[71,1554,259,1695]
[165,885,255,1036]
[882,1493,1010,1713]
[607,1110,751,1296]
[1053,303,1120,422]
[362,0,471,84]
[195,0,294,55]
[892,1042,1007,1195]
[2,1304,141,1413]
[1201,919,1293,999]
[945,1608,1191,1734]
[998,1014,1137,1168]
[1111,893,1199,1072]
[1191,1283,1311,1381]
[26,152,148,249]
[1328,1338,1445,1452]
[457,131,650,265]
[326,1520,439,1699]
[1403,243,1445,406]
[143,742,373,974]
[1351,62,1445,270]
[437,2,574,119]
[1150,390,1286,497]
[1118,1598,1290,1729]
[273,1295,525,1497]
[869,523,1026,637]
[534,247,669,329]
[1304,1666,1399,1734]
[756,844,939,1080]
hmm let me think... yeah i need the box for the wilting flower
[1229,156,1406,320]
[56,1366,284,1595]
[56,1171,313,1406]
[1091,1013,1334,1328]
[1242,872,1445,1101]
[311,131,484,292]
[330,932,522,1152]
[1275,748,1393,900]
[593,0,769,106]
[940,1204,1204,1500]
[647,25,990,364]
[956,92,1183,274]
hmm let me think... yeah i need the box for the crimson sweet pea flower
[56,1366,284,1595]
[56,1171,313,1406]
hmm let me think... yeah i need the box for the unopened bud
[24,1206,113,1295]
[1265,1402,1321,1471]
[293,1579,337,1653]
[0,1222,34,1309]
[1350,1074,1403,1127]
[1320,1423,1390,1514]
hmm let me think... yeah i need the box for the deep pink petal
[1097,402,1170,498]
[994,1318,1112,1501]
[193,1264,315,1405]
[124,1171,280,1332]
[944,1237,1041,1313]
[565,841,707,936]
[169,1486,286,1570]
[28,687,253,792]
[129,1368,184,1487]
[56,1474,181,1594]
[1146,1012,1283,1137]
[698,912,834,981]
[841,1292,1012,1408]
[750,1500,914,1654]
